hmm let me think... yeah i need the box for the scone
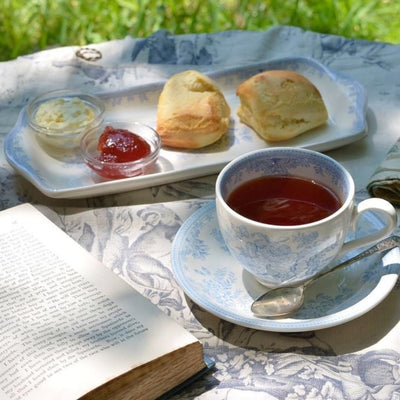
[236,70,328,141]
[157,70,231,149]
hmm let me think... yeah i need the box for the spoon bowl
[251,235,400,318]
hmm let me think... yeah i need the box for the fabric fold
[367,138,400,205]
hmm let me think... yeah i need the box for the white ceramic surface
[215,147,397,288]
[4,57,367,199]
[171,201,400,332]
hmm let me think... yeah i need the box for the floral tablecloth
[1,26,400,399]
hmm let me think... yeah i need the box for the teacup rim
[215,147,355,229]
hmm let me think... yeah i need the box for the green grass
[1,0,399,62]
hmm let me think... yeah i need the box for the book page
[0,204,199,400]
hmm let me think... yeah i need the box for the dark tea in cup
[226,175,342,226]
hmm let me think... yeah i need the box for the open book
[0,204,209,400]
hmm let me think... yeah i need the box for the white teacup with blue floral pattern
[215,147,397,288]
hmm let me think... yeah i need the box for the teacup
[215,147,397,288]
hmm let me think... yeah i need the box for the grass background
[1,0,399,62]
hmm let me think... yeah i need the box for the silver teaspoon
[251,235,400,318]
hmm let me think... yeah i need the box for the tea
[226,175,342,226]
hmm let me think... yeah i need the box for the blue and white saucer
[171,201,400,332]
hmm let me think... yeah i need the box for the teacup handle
[337,198,398,259]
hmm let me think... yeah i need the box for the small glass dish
[80,121,161,179]
[26,89,105,149]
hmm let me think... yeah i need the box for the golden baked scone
[236,70,328,141]
[157,70,231,149]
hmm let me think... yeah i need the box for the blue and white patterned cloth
[368,138,400,205]
[1,26,400,399]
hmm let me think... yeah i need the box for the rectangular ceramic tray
[4,56,367,199]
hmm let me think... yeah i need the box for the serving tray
[4,56,367,199]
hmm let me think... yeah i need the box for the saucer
[171,201,400,332]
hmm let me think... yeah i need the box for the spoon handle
[313,235,400,283]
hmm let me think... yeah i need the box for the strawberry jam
[97,125,151,163]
